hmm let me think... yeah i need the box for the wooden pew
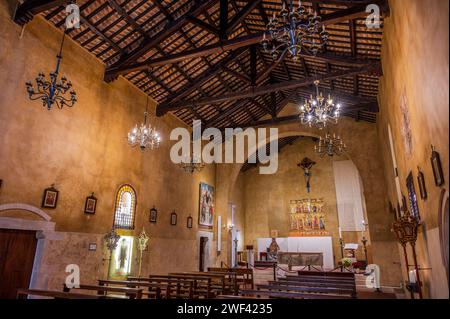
[284,276,356,286]
[259,283,355,298]
[278,279,356,297]
[128,276,195,299]
[17,288,108,299]
[281,271,357,298]
[98,279,163,299]
[207,267,254,289]
[298,270,355,278]
[167,273,215,298]
[63,284,143,299]
[239,289,350,299]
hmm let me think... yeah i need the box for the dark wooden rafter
[250,45,257,86]
[164,47,248,105]
[270,92,278,118]
[105,35,380,78]
[187,16,220,36]
[13,0,69,25]
[19,0,388,127]
[157,62,381,114]
[223,66,251,84]
[104,0,218,81]
[219,0,228,40]
[226,0,262,35]
[104,0,388,79]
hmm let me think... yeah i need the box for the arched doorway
[0,203,58,298]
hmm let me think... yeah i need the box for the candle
[338,227,342,239]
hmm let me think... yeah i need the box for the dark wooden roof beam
[157,62,381,114]
[226,0,262,35]
[14,0,69,25]
[104,0,218,80]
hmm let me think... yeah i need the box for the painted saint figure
[319,216,325,230]
[118,238,128,271]
[268,238,280,261]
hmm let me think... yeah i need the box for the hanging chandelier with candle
[299,80,341,129]
[261,0,329,62]
[179,153,205,173]
[26,30,77,110]
[314,132,346,157]
[128,96,161,151]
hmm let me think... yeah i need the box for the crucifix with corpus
[298,157,316,193]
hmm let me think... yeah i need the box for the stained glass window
[113,185,136,229]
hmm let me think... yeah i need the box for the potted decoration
[341,258,353,269]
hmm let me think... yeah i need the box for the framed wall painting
[150,206,158,223]
[170,211,177,226]
[406,172,421,222]
[84,193,97,214]
[42,185,59,209]
[417,167,428,200]
[431,146,445,187]
[187,216,193,229]
[198,182,214,229]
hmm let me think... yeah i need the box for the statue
[118,238,129,272]
[267,238,280,261]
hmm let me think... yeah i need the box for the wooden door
[0,229,37,299]
[199,237,208,272]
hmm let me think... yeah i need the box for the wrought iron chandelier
[299,80,341,129]
[179,153,205,173]
[26,30,77,110]
[128,96,161,151]
[261,0,329,62]
[314,132,346,157]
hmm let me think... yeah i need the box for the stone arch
[0,203,52,221]
[0,203,60,292]
[226,125,353,201]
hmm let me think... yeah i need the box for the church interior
[0,0,448,300]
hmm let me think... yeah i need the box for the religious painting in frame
[289,199,328,237]
[417,167,427,200]
[42,185,59,209]
[149,206,157,223]
[406,172,421,222]
[170,211,177,226]
[431,146,445,187]
[198,182,214,229]
[187,216,193,229]
[84,193,97,214]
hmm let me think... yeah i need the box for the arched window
[113,185,136,229]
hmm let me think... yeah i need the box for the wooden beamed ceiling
[14,0,389,127]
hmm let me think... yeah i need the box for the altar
[257,237,335,270]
